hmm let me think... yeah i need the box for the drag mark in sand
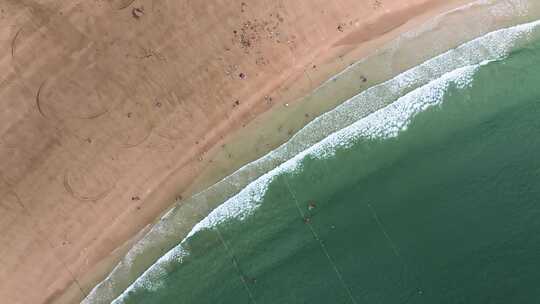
[119,126,153,149]
[36,80,47,118]
[76,107,110,120]
[0,177,29,215]
[11,27,23,59]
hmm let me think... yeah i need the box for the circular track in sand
[36,66,118,120]
[63,161,118,202]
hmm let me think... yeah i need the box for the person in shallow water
[302,201,317,223]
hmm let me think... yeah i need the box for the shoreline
[80,1,510,302]
[118,28,540,302]
[52,0,536,303]
[103,10,540,304]
[65,1,480,303]
[1,1,534,303]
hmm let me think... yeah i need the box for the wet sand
[0,0,474,303]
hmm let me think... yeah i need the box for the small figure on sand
[264,95,273,104]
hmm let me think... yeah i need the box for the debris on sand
[132,7,144,19]
[255,56,269,66]
[231,12,290,54]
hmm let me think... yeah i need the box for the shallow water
[110,17,540,304]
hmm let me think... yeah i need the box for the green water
[116,31,540,303]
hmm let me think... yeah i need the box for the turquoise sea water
[110,22,540,303]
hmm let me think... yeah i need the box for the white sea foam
[186,64,480,233]
[86,10,540,304]
[110,63,480,304]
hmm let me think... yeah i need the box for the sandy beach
[0,0,477,303]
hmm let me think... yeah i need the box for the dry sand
[0,0,472,303]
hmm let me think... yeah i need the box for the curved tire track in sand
[10,27,24,59]
[63,170,116,202]
[35,77,112,121]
